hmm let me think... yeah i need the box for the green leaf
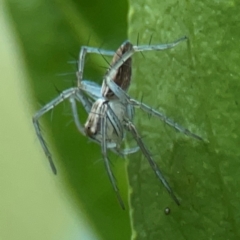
[128,0,240,239]
[0,2,98,240]
[5,0,131,239]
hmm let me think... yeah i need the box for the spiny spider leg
[131,98,202,140]
[104,36,188,96]
[75,90,93,113]
[77,46,115,87]
[104,36,187,102]
[80,81,102,100]
[124,119,180,205]
[77,43,131,100]
[101,41,132,99]
[106,79,202,140]
[33,88,78,174]
[104,37,202,140]
[33,88,93,174]
[100,102,125,209]
[69,96,87,135]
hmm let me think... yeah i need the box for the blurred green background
[1,0,131,239]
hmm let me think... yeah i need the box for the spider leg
[75,90,93,114]
[77,46,115,87]
[119,146,139,155]
[106,77,202,140]
[124,119,180,205]
[103,37,202,140]
[100,102,125,209]
[80,80,102,100]
[104,36,187,99]
[113,146,139,157]
[32,87,79,174]
[133,36,187,53]
[69,94,110,151]
[132,98,203,140]
[69,96,88,135]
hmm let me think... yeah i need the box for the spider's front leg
[101,41,133,99]
[101,102,126,209]
[104,36,188,101]
[103,37,203,140]
[33,88,79,174]
[77,45,115,87]
[33,87,95,174]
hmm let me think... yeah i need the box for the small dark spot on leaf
[164,207,171,215]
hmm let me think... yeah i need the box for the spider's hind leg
[118,146,139,156]
[100,102,126,209]
[124,119,180,205]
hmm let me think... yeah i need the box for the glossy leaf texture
[127,1,240,239]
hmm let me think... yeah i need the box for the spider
[33,36,202,209]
